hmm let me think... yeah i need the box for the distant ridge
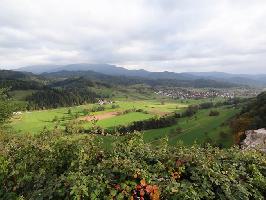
[17,63,266,87]
[18,63,198,80]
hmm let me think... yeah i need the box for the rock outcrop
[242,128,266,152]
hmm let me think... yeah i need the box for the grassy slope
[9,90,37,101]
[10,106,84,134]
[143,106,239,147]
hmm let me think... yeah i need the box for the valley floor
[9,98,239,148]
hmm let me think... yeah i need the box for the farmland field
[143,106,239,147]
[9,99,187,134]
[83,112,153,129]
[8,98,239,148]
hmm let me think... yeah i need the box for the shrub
[182,105,199,117]
[111,104,120,109]
[0,132,265,199]
[91,105,105,112]
[209,110,220,116]
[82,108,90,115]
[199,102,214,109]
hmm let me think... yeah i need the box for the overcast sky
[1,0,266,73]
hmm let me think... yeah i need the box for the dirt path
[81,111,119,122]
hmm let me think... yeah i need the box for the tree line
[26,88,99,109]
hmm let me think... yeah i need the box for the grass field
[83,112,153,129]
[9,99,188,134]
[10,106,84,134]
[9,90,37,101]
[9,98,238,148]
[143,106,239,147]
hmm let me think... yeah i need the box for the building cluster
[12,111,22,115]
[154,87,261,99]
[98,99,113,105]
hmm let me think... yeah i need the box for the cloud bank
[0,0,266,73]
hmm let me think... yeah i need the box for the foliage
[105,115,177,135]
[209,110,220,116]
[230,92,266,143]
[182,105,199,117]
[27,88,98,109]
[0,79,45,91]
[0,131,265,199]
[90,105,105,112]
[241,92,266,129]
[0,89,15,125]
[199,102,214,109]
[111,104,120,109]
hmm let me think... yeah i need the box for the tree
[0,88,14,125]
[209,110,220,116]
[182,105,199,117]
[199,102,214,109]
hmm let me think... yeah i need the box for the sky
[0,0,266,73]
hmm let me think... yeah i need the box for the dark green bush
[209,110,220,116]
[0,131,265,199]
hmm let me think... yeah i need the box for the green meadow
[9,98,238,148]
[143,106,239,147]
[83,112,153,129]
[9,100,187,134]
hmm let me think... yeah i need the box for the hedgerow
[0,130,265,199]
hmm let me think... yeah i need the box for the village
[154,87,262,99]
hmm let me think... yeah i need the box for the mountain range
[17,63,266,87]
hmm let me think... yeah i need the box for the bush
[111,104,120,109]
[83,108,90,115]
[0,132,265,199]
[199,102,214,109]
[182,105,199,117]
[209,110,220,116]
[91,105,105,112]
[0,89,14,125]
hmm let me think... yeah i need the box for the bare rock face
[242,129,266,152]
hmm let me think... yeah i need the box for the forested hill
[231,92,266,137]
[42,70,238,88]
[18,63,266,87]
[1,69,238,89]
[0,70,46,90]
[240,92,266,129]
[0,69,238,109]
[0,70,41,80]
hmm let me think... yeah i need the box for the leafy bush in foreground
[0,131,265,199]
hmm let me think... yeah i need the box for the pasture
[143,106,239,147]
[9,97,238,148]
[82,112,153,129]
[9,99,187,134]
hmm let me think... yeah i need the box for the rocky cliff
[242,128,266,152]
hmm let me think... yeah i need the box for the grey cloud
[0,0,266,73]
